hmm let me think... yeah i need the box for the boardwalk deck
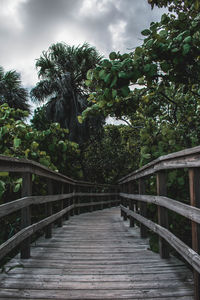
[0,207,194,299]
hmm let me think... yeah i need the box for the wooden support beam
[189,168,200,300]
[57,183,64,227]
[45,179,53,239]
[20,172,32,259]
[139,178,148,238]
[123,184,127,221]
[129,182,135,227]
[156,171,169,259]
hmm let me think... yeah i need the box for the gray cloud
[0,0,166,88]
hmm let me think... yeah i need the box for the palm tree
[0,66,30,112]
[31,42,104,143]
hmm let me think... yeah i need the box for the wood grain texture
[0,207,194,299]
[120,193,200,224]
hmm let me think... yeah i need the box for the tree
[31,42,104,143]
[0,66,30,114]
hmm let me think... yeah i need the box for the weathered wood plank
[0,208,194,300]
[0,287,194,299]
[120,193,200,224]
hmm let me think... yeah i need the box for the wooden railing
[0,155,119,263]
[118,145,200,300]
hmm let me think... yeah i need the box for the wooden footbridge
[0,146,200,299]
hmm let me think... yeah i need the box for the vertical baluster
[90,186,93,212]
[139,178,148,238]
[129,181,134,227]
[77,185,80,215]
[189,168,200,300]
[45,179,53,239]
[70,184,75,216]
[57,183,64,227]
[156,171,169,258]
[101,186,104,210]
[123,184,127,221]
[65,183,70,221]
[21,172,32,259]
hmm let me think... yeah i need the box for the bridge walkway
[0,207,194,299]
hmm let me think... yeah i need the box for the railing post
[75,185,80,215]
[45,179,53,239]
[90,186,93,212]
[139,178,148,238]
[123,184,127,221]
[156,171,169,258]
[71,184,75,216]
[189,168,200,300]
[57,183,64,227]
[21,172,32,259]
[129,181,135,227]
[65,184,70,221]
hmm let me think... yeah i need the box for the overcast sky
[0,0,166,89]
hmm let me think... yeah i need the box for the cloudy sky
[0,0,165,90]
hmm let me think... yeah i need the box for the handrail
[118,145,200,183]
[118,145,200,300]
[0,155,119,263]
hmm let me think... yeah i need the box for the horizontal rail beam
[0,193,118,219]
[120,205,200,274]
[119,146,200,183]
[120,193,200,224]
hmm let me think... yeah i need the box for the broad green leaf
[141,29,151,36]
[104,73,111,83]
[99,69,106,80]
[110,76,117,88]
[77,115,83,124]
[171,48,179,53]
[109,52,117,60]
[13,138,21,148]
[13,183,21,193]
[112,89,117,98]
[183,36,192,44]
[85,80,91,86]
[144,64,151,72]
[145,39,154,48]
[120,86,130,97]
[182,44,191,55]
[161,14,169,25]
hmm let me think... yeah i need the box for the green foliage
[81,125,140,184]
[0,104,81,200]
[0,66,30,113]
[31,42,104,144]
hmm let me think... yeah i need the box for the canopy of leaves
[0,104,81,178]
[31,43,104,143]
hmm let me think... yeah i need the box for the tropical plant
[0,66,30,114]
[31,42,104,143]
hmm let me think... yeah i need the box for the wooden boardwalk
[0,207,194,299]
